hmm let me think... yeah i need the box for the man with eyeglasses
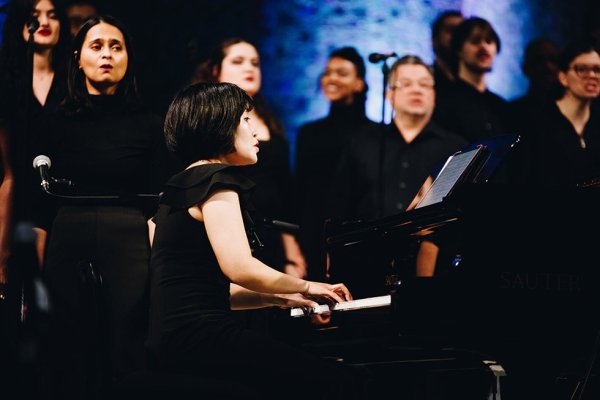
[433,17,511,147]
[329,55,466,229]
[516,36,600,187]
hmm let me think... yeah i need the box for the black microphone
[32,155,51,191]
[261,218,300,233]
[368,52,397,63]
[27,17,39,35]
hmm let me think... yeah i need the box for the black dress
[0,72,66,225]
[37,95,169,398]
[0,73,66,395]
[147,164,364,400]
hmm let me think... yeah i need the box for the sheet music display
[415,144,488,209]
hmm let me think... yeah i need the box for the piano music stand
[416,133,521,209]
[414,143,490,209]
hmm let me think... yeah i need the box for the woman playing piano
[146,82,365,399]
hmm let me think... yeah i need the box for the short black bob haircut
[63,14,141,114]
[164,82,254,165]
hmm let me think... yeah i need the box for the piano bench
[112,370,254,400]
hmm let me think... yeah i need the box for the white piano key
[290,295,391,318]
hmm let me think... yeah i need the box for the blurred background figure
[509,37,562,132]
[328,55,466,290]
[0,0,69,257]
[331,55,466,221]
[434,16,510,146]
[431,10,464,91]
[517,36,600,187]
[295,46,375,281]
[0,1,69,396]
[65,0,97,38]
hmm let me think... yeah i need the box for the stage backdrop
[257,0,589,160]
[1,0,597,164]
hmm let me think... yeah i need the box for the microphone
[27,17,39,35]
[261,218,300,233]
[368,52,397,63]
[32,155,51,191]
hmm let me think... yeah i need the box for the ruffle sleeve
[160,164,255,209]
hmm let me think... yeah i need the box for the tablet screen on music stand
[415,145,488,209]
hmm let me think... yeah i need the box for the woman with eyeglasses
[517,36,600,187]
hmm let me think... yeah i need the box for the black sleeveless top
[147,164,255,350]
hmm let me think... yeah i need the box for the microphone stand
[38,178,160,201]
[23,19,39,168]
[381,60,390,123]
[369,53,397,123]
[17,20,40,325]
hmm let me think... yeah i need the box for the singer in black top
[147,82,364,400]
[35,16,169,399]
[0,0,70,230]
[0,1,69,390]
[295,47,376,280]
[514,37,600,187]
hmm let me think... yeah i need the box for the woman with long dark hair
[36,15,169,398]
[0,3,70,389]
[516,36,600,186]
[0,0,69,299]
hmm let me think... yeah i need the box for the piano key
[290,295,391,318]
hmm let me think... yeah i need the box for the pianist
[146,82,365,399]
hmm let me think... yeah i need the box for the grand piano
[281,136,600,400]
